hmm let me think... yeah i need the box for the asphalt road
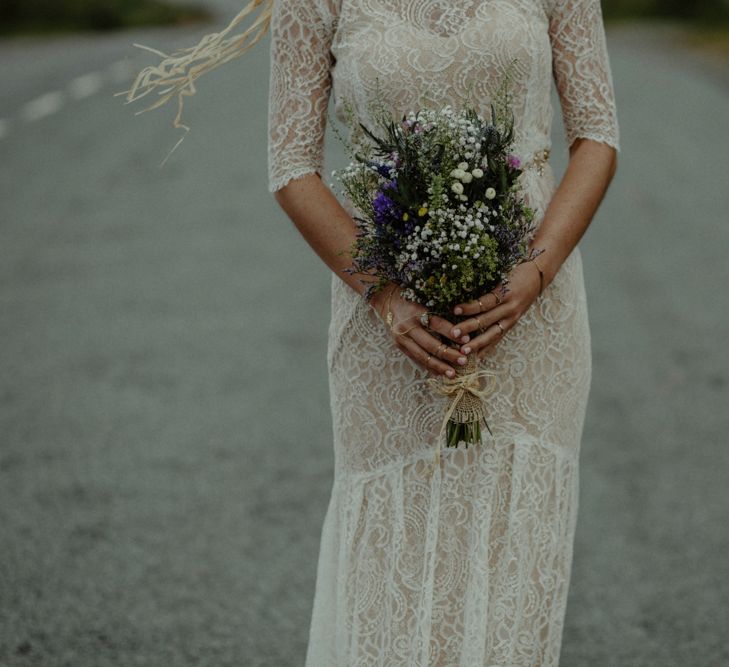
[0,10,728,667]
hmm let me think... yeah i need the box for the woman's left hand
[449,260,544,360]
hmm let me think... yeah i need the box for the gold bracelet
[385,285,395,330]
[530,254,545,297]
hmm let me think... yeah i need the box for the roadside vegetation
[603,0,729,59]
[603,0,729,23]
[0,0,210,35]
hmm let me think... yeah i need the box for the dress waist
[522,148,551,176]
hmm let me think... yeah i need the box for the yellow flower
[418,206,428,217]
[402,212,409,221]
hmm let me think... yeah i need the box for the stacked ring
[420,311,430,327]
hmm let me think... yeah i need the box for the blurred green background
[1,0,729,36]
[0,0,210,35]
[603,0,729,22]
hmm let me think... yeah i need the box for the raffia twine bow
[425,354,497,479]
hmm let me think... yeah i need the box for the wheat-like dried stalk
[116,0,273,165]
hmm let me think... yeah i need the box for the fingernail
[446,369,455,378]
[463,347,472,354]
[461,335,470,343]
[458,356,467,365]
[454,307,463,315]
[453,328,461,337]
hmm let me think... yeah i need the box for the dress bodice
[267,0,620,194]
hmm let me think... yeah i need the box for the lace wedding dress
[267,0,620,664]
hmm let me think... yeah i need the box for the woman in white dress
[127,0,619,663]
[269,1,619,664]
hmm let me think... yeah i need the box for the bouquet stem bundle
[426,353,497,472]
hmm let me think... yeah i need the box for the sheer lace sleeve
[267,0,338,193]
[549,0,620,152]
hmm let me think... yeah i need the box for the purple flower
[372,181,401,227]
[507,154,521,170]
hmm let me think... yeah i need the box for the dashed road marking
[20,91,65,123]
[108,59,134,84]
[68,71,103,100]
[2,57,140,141]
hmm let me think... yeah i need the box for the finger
[452,290,500,317]
[456,303,514,338]
[451,294,493,318]
[408,327,467,368]
[396,333,456,377]
[427,313,469,344]
[462,316,515,355]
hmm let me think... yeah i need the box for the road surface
[0,10,728,667]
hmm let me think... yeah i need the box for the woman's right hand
[370,284,470,378]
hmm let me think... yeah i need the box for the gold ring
[420,311,430,328]
[491,289,502,305]
[426,354,433,367]
[386,311,394,331]
[436,343,446,358]
[477,316,488,334]
[477,298,484,310]
[496,321,505,335]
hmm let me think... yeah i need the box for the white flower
[458,194,468,201]
[472,168,484,178]
[457,161,469,171]
[451,182,464,195]
[450,168,466,179]
[461,172,473,184]
[485,187,497,200]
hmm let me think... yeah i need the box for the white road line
[108,59,134,85]
[20,91,64,122]
[11,60,133,132]
[0,119,9,140]
[68,71,103,100]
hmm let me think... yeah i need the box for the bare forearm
[273,173,371,297]
[529,138,618,285]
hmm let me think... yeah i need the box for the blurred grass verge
[0,0,211,35]
[603,0,729,23]
[603,0,729,59]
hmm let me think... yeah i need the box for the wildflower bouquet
[332,85,537,459]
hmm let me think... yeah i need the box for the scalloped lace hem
[268,167,323,193]
[566,131,621,153]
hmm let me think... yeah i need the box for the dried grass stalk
[116,0,273,165]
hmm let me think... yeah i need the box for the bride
[125,0,619,664]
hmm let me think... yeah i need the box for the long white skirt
[305,167,592,667]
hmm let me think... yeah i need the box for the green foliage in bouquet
[331,73,537,321]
